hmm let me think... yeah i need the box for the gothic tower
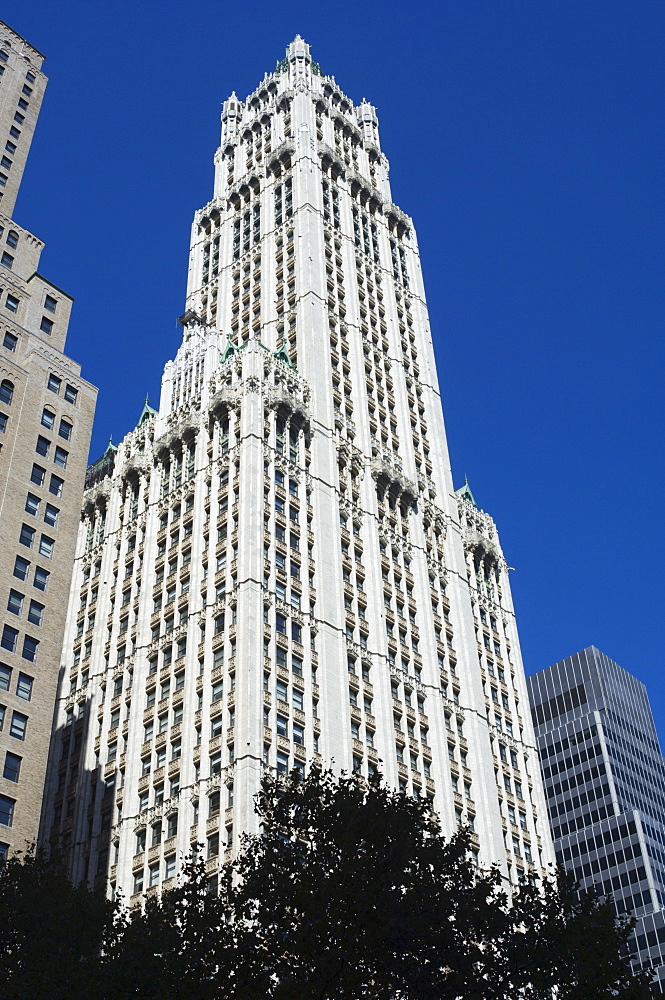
[41,38,552,899]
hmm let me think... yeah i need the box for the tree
[110,767,650,998]
[99,855,263,1000]
[1,773,653,999]
[0,846,115,1000]
[228,767,653,999]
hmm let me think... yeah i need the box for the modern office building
[0,21,97,858]
[40,37,552,901]
[528,647,665,993]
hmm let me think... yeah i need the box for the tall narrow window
[0,380,13,405]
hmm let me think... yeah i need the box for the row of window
[133,853,178,892]
[0,376,77,411]
[0,625,38,663]
[19,522,55,559]
[0,664,33,700]
[7,590,43,626]
[0,706,28,740]
[14,554,49,592]
[36,435,68,468]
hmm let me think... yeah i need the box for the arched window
[6,231,18,250]
[0,379,14,406]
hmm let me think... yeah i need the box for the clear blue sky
[5,1,664,733]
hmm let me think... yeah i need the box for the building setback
[0,21,97,857]
[41,37,552,900]
[527,646,665,993]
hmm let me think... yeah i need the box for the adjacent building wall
[528,647,665,993]
[0,21,97,858]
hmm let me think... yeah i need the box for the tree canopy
[0,769,655,999]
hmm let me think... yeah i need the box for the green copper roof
[136,397,157,427]
[220,337,238,364]
[274,337,295,368]
[455,478,476,507]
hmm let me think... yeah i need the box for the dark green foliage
[0,846,115,1000]
[0,771,654,998]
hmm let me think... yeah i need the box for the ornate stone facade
[41,37,551,900]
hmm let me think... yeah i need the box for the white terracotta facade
[41,38,553,901]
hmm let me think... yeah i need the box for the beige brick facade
[0,23,97,857]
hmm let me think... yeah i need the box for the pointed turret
[221,91,242,141]
[455,478,477,507]
[136,397,157,428]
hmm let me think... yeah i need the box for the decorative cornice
[371,458,418,509]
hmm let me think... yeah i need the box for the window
[41,408,55,430]
[25,494,40,516]
[0,664,10,691]
[0,379,13,405]
[1,626,17,653]
[3,753,21,782]
[33,567,49,592]
[38,535,54,558]
[44,295,57,313]
[0,412,7,433]
[47,375,61,394]
[27,601,44,627]
[276,715,288,738]
[64,384,78,404]
[35,436,50,457]
[19,524,35,548]
[54,447,68,468]
[7,590,23,616]
[5,295,18,313]
[49,474,64,497]
[43,503,58,527]
[0,795,14,827]
[2,332,17,352]
[9,712,27,740]
[30,464,45,486]
[22,636,38,662]
[39,317,53,335]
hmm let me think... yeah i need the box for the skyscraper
[41,37,552,900]
[0,21,97,858]
[528,647,665,993]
